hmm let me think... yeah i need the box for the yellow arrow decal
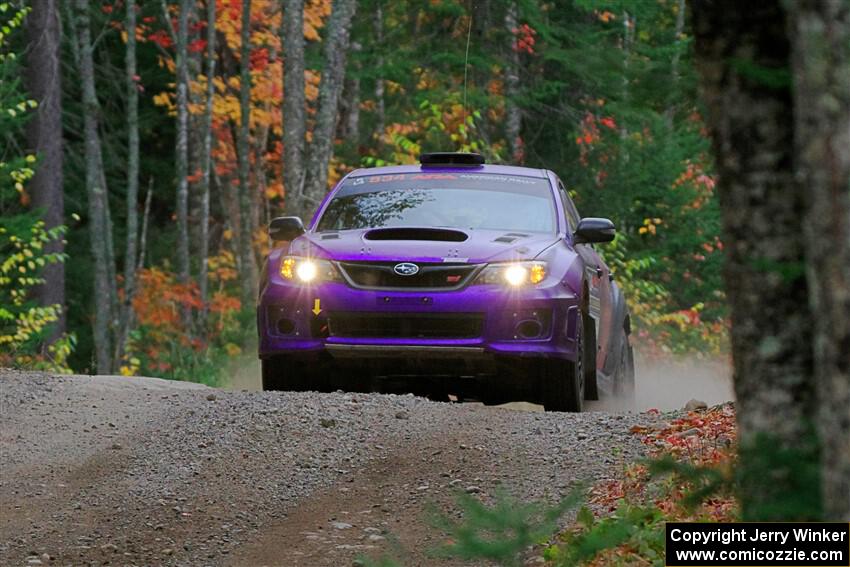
[312,298,322,316]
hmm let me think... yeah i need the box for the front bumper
[257,279,581,362]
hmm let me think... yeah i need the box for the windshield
[316,173,556,233]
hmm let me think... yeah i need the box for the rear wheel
[541,315,584,412]
[612,334,636,401]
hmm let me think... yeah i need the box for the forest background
[1,0,723,381]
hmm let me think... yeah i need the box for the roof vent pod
[419,152,485,168]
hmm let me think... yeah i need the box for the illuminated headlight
[280,256,341,283]
[475,261,547,286]
[504,265,528,286]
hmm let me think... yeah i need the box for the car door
[557,181,613,371]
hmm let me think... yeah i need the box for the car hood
[287,228,559,264]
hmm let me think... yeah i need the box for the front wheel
[262,355,323,391]
[583,313,599,401]
[540,315,585,412]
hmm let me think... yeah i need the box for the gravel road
[0,369,660,566]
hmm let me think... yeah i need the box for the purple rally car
[257,152,634,411]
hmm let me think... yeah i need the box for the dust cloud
[587,355,733,413]
[223,352,262,391]
[631,355,733,411]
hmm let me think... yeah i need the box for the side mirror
[269,216,305,242]
[574,217,615,244]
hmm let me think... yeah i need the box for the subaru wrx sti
[257,153,634,411]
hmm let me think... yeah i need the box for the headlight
[280,256,341,283]
[475,261,547,286]
[296,261,318,282]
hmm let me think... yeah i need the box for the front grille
[337,261,480,290]
[328,312,483,339]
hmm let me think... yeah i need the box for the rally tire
[479,380,509,406]
[583,313,599,401]
[262,356,319,392]
[612,335,636,401]
[541,316,584,412]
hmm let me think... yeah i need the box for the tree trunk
[620,10,634,143]
[790,0,850,520]
[504,1,522,163]
[115,0,141,366]
[198,0,216,326]
[73,0,114,374]
[175,0,192,310]
[691,0,819,520]
[236,0,257,306]
[102,176,119,336]
[300,0,357,217]
[347,75,360,141]
[338,44,360,142]
[250,114,268,238]
[373,3,385,141]
[25,0,65,341]
[282,0,306,214]
[187,7,204,261]
[665,0,687,126]
[216,168,240,251]
[138,178,153,271]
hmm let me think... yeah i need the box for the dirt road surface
[1,369,663,566]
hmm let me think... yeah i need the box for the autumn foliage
[548,405,738,565]
[122,251,243,381]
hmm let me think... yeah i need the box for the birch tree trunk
[25,0,65,341]
[73,0,114,374]
[504,1,522,163]
[138,179,153,272]
[175,0,192,307]
[620,10,634,143]
[347,75,360,140]
[692,0,819,520]
[115,0,141,365]
[373,3,385,141]
[217,168,240,247]
[282,0,306,214]
[198,0,216,326]
[250,116,268,237]
[300,0,357,216]
[790,0,850,520]
[338,43,360,142]
[187,7,204,257]
[236,0,258,305]
[102,167,119,345]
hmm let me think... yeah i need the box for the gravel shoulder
[1,369,659,566]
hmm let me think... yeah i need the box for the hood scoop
[364,227,469,242]
[493,232,530,244]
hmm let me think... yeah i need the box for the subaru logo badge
[393,262,420,276]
